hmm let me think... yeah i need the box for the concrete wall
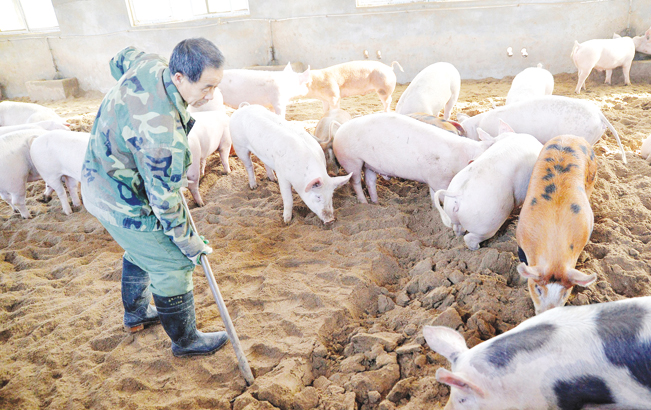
[0,0,647,98]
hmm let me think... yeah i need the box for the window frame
[124,0,250,27]
[0,0,59,35]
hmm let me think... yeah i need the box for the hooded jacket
[81,46,205,264]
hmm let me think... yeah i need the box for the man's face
[172,67,223,108]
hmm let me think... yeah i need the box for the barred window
[0,0,59,33]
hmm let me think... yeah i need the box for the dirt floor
[1,70,651,410]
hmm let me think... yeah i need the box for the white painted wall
[0,0,648,98]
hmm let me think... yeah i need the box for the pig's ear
[566,269,597,287]
[283,62,292,72]
[436,368,485,398]
[476,128,494,142]
[613,33,621,39]
[423,325,468,363]
[517,263,542,280]
[331,173,353,190]
[299,67,311,84]
[456,113,470,122]
[305,177,323,192]
[498,119,514,135]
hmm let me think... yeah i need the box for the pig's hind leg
[363,166,379,203]
[48,176,73,215]
[265,165,277,182]
[464,232,494,251]
[575,68,591,94]
[0,190,20,215]
[64,176,82,208]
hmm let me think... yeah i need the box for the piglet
[0,101,70,128]
[306,60,403,113]
[0,128,47,218]
[434,123,543,250]
[30,130,89,215]
[395,62,460,120]
[458,95,627,164]
[229,104,351,224]
[218,62,311,119]
[424,296,651,410]
[571,36,635,93]
[333,113,496,205]
[506,64,554,105]
[0,120,70,136]
[517,135,597,314]
[313,109,352,175]
[186,110,232,206]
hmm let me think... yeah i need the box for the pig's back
[334,113,466,181]
[218,69,281,107]
[396,62,459,114]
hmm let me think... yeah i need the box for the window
[0,0,59,33]
[357,0,464,6]
[126,0,249,26]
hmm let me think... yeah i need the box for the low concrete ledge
[244,62,306,72]
[26,78,80,101]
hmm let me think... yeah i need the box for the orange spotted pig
[516,135,597,315]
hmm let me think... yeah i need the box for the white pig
[29,130,89,215]
[229,104,352,224]
[306,60,404,113]
[434,126,543,250]
[458,95,627,164]
[395,62,460,120]
[185,110,232,207]
[571,36,636,93]
[187,88,226,114]
[313,109,352,175]
[505,64,554,105]
[424,296,651,410]
[0,129,47,218]
[0,120,70,136]
[333,113,496,205]
[218,63,311,119]
[614,32,651,56]
[0,101,69,127]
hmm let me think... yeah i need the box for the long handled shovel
[181,194,255,385]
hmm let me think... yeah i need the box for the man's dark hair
[169,38,224,83]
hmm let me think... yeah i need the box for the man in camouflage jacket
[81,38,229,357]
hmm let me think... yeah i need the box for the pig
[434,124,543,250]
[29,130,89,215]
[405,113,465,136]
[312,109,352,175]
[229,104,352,224]
[423,296,651,410]
[306,60,404,113]
[571,36,635,93]
[458,95,627,164]
[187,87,226,113]
[395,62,460,120]
[332,113,497,205]
[0,120,70,136]
[0,129,47,218]
[640,134,651,162]
[218,62,311,119]
[505,64,554,105]
[614,32,651,56]
[516,135,597,314]
[185,110,232,206]
[0,101,70,127]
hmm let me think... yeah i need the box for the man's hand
[190,244,212,265]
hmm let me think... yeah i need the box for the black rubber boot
[122,257,160,332]
[152,290,229,357]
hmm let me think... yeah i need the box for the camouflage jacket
[81,46,205,264]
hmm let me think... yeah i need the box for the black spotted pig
[516,135,597,315]
[424,296,651,410]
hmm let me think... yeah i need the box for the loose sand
[1,71,651,410]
